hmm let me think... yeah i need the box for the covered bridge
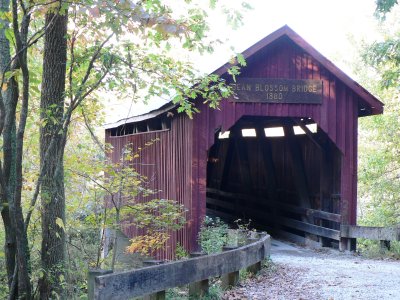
[105,26,384,258]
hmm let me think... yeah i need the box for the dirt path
[223,240,400,300]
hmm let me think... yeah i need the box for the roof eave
[213,25,384,117]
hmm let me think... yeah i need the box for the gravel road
[223,240,400,300]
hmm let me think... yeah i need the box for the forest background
[0,0,400,299]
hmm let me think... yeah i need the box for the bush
[357,239,400,259]
[198,217,228,254]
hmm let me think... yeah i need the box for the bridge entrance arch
[206,116,342,248]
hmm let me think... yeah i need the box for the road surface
[223,239,400,300]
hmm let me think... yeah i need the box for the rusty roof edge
[106,25,384,129]
[104,102,177,129]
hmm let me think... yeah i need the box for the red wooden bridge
[105,25,385,259]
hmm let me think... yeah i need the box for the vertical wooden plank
[339,88,357,251]
[256,125,279,228]
[219,135,235,190]
[350,93,358,226]
[233,127,253,192]
[283,124,311,209]
[320,68,329,134]
[191,113,201,252]
[197,104,209,250]
[329,76,337,143]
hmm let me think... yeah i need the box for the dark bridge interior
[206,116,342,248]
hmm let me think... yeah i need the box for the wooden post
[88,269,113,300]
[283,124,312,213]
[339,200,350,251]
[245,237,261,274]
[188,252,209,298]
[284,124,317,244]
[189,279,209,297]
[142,261,166,300]
[233,127,253,193]
[220,132,235,190]
[380,240,391,252]
[221,246,239,289]
[247,261,261,274]
[320,145,333,247]
[221,271,239,289]
[255,125,279,232]
[143,292,166,300]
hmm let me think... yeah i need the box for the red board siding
[106,114,194,260]
[106,36,362,257]
[192,38,358,232]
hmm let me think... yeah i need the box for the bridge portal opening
[206,116,342,248]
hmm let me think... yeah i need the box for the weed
[198,217,228,254]
[175,242,189,260]
[357,239,400,259]
[260,257,277,276]
[197,284,223,300]
[234,218,252,232]
[239,269,252,282]
[166,283,223,300]
[166,287,187,300]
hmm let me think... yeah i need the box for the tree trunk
[0,0,16,290]
[38,10,68,299]
[11,0,33,294]
[0,0,25,297]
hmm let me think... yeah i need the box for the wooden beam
[255,125,280,231]
[278,202,341,223]
[283,124,313,226]
[206,197,275,223]
[255,125,278,200]
[219,134,235,190]
[291,118,324,150]
[233,128,253,192]
[206,208,274,233]
[206,194,340,240]
[94,235,271,300]
[280,217,340,240]
[206,189,341,223]
[275,230,322,248]
[340,225,400,241]
[206,132,222,187]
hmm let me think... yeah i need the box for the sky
[105,0,381,124]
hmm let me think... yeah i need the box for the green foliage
[175,242,189,260]
[357,239,400,259]
[122,199,187,232]
[198,284,224,300]
[358,14,400,228]
[363,37,400,89]
[0,0,251,297]
[233,218,252,232]
[198,216,228,254]
[375,0,398,17]
[165,282,223,300]
[166,287,188,300]
[239,268,251,282]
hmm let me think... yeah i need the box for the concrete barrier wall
[92,233,271,300]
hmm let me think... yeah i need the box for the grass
[357,239,400,259]
[166,282,223,300]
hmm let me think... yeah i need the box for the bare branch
[82,109,104,151]
[71,33,113,106]
[72,65,111,110]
